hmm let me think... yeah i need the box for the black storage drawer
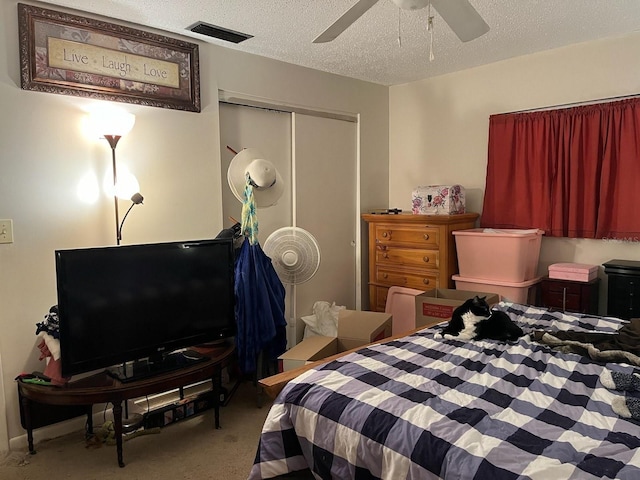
[606,274,640,319]
[603,259,640,320]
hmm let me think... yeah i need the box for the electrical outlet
[0,219,13,244]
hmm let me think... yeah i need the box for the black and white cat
[439,296,524,342]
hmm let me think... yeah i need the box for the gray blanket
[532,317,640,366]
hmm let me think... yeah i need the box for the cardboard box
[337,309,392,350]
[278,309,392,372]
[415,289,500,328]
[278,336,339,372]
[412,185,466,215]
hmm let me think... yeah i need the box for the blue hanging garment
[234,173,287,374]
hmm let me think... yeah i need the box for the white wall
[390,32,640,313]
[0,1,389,448]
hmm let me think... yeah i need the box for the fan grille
[264,227,321,285]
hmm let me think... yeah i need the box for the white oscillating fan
[264,227,321,285]
[264,227,321,348]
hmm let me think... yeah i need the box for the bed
[249,302,640,479]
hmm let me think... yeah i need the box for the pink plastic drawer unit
[453,228,544,282]
[452,275,542,304]
[548,263,598,282]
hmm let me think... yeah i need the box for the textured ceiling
[35,0,640,86]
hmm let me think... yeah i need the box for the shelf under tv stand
[17,342,236,468]
[106,349,210,383]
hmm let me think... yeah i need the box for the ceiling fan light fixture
[314,0,489,45]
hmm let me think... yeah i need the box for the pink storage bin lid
[451,274,542,287]
[548,263,598,273]
[453,228,544,237]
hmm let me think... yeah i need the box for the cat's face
[468,295,491,318]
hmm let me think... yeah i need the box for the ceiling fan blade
[431,0,489,42]
[313,0,380,43]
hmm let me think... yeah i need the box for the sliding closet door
[219,103,357,346]
[218,103,292,240]
[294,114,357,330]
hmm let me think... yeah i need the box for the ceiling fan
[313,0,489,44]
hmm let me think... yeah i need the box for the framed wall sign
[18,3,201,112]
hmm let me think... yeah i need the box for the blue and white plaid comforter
[249,303,640,479]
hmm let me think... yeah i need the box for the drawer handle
[383,273,388,279]
[423,279,430,285]
[382,231,389,238]
[423,234,430,240]
[423,256,430,263]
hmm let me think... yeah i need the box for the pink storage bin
[452,274,542,304]
[453,228,544,282]
[548,263,598,282]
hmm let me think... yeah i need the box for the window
[481,98,640,240]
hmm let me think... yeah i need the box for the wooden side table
[539,276,600,314]
[17,342,235,467]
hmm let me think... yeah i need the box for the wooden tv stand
[17,342,235,467]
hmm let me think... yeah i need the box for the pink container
[453,228,544,282]
[548,263,598,282]
[385,286,426,335]
[452,274,542,304]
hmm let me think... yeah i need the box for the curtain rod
[503,92,640,115]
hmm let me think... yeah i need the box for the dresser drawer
[544,281,583,295]
[375,246,439,270]
[539,277,600,315]
[375,266,438,290]
[607,275,640,319]
[542,291,582,311]
[374,225,440,248]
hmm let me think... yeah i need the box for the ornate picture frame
[18,3,201,112]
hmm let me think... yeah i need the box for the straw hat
[227,148,284,208]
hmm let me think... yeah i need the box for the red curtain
[481,98,640,239]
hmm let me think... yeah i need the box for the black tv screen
[56,238,235,378]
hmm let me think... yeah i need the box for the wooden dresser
[362,213,479,312]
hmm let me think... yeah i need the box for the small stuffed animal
[86,421,116,448]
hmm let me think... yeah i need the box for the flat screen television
[55,238,236,381]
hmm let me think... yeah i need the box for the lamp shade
[103,165,140,200]
[87,107,135,137]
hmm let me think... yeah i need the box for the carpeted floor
[0,382,277,480]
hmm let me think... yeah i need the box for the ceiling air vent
[188,22,253,44]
